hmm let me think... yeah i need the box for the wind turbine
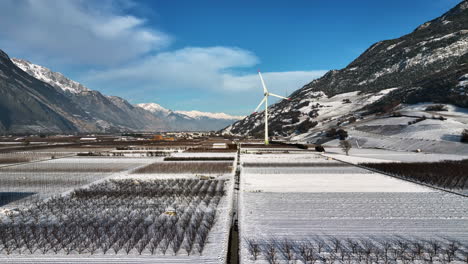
[253,70,290,145]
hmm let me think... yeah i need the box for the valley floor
[1,145,467,263]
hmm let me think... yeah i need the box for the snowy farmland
[2,145,468,263]
[0,152,235,264]
[0,156,156,208]
[239,152,468,264]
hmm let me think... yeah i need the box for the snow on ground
[243,172,431,193]
[294,102,468,155]
[0,156,157,209]
[242,153,338,164]
[323,147,468,163]
[102,154,235,264]
[1,153,234,264]
[348,103,467,144]
[321,153,398,164]
[399,103,468,124]
[41,157,160,164]
[324,148,468,163]
[172,152,236,158]
[238,152,468,264]
[240,192,467,239]
[359,116,416,126]
[332,130,468,155]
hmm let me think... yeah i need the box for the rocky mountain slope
[8,58,168,133]
[0,50,98,133]
[1,55,241,133]
[225,0,468,140]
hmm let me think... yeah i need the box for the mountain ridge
[1,56,241,133]
[224,0,468,139]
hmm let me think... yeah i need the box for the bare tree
[345,238,359,255]
[279,238,295,262]
[330,236,342,253]
[340,140,352,155]
[297,240,316,264]
[245,238,261,260]
[445,239,460,262]
[263,243,278,264]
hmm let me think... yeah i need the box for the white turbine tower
[253,70,290,145]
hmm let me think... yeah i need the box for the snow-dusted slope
[12,59,89,94]
[224,0,468,150]
[10,58,171,132]
[175,110,243,120]
[0,50,98,133]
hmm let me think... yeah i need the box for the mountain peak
[11,58,90,94]
[136,103,172,116]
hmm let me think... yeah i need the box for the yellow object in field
[165,211,177,216]
[164,207,177,216]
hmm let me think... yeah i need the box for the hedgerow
[361,160,468,190]
[132,162,233,174]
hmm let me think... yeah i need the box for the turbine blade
[258,70,268,93]
[268,93,290,100]
[253,96,267,113]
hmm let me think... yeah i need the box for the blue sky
[0,0,462,115]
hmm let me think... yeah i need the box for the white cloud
[222,70,327,92]
[0,0,327,114]
[0,0,170,65]
[85,46,326,93]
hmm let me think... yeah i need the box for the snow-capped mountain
[136,103,172,116]
[137,103,243,131]
[175,110,243,120]
[224,0,468,148]
[12,58,90,94]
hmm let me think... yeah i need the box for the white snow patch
[12,59,90,94]
[136,102,172,116]
[175,110,244,120]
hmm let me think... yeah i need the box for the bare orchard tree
[0,179,226,256]
[262,242,278,264]
[245,238,261,260]
[278,238,295,262]
[340,140,352,155]
[297,240,316,264]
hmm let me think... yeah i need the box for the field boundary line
[322,154,468,198]
[0,153,76,169]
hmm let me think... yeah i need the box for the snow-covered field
[322,147,468,163]
[238,152,468,264]
[0,153,234,264]
[0,157,157,208]
[325,129,468,155]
